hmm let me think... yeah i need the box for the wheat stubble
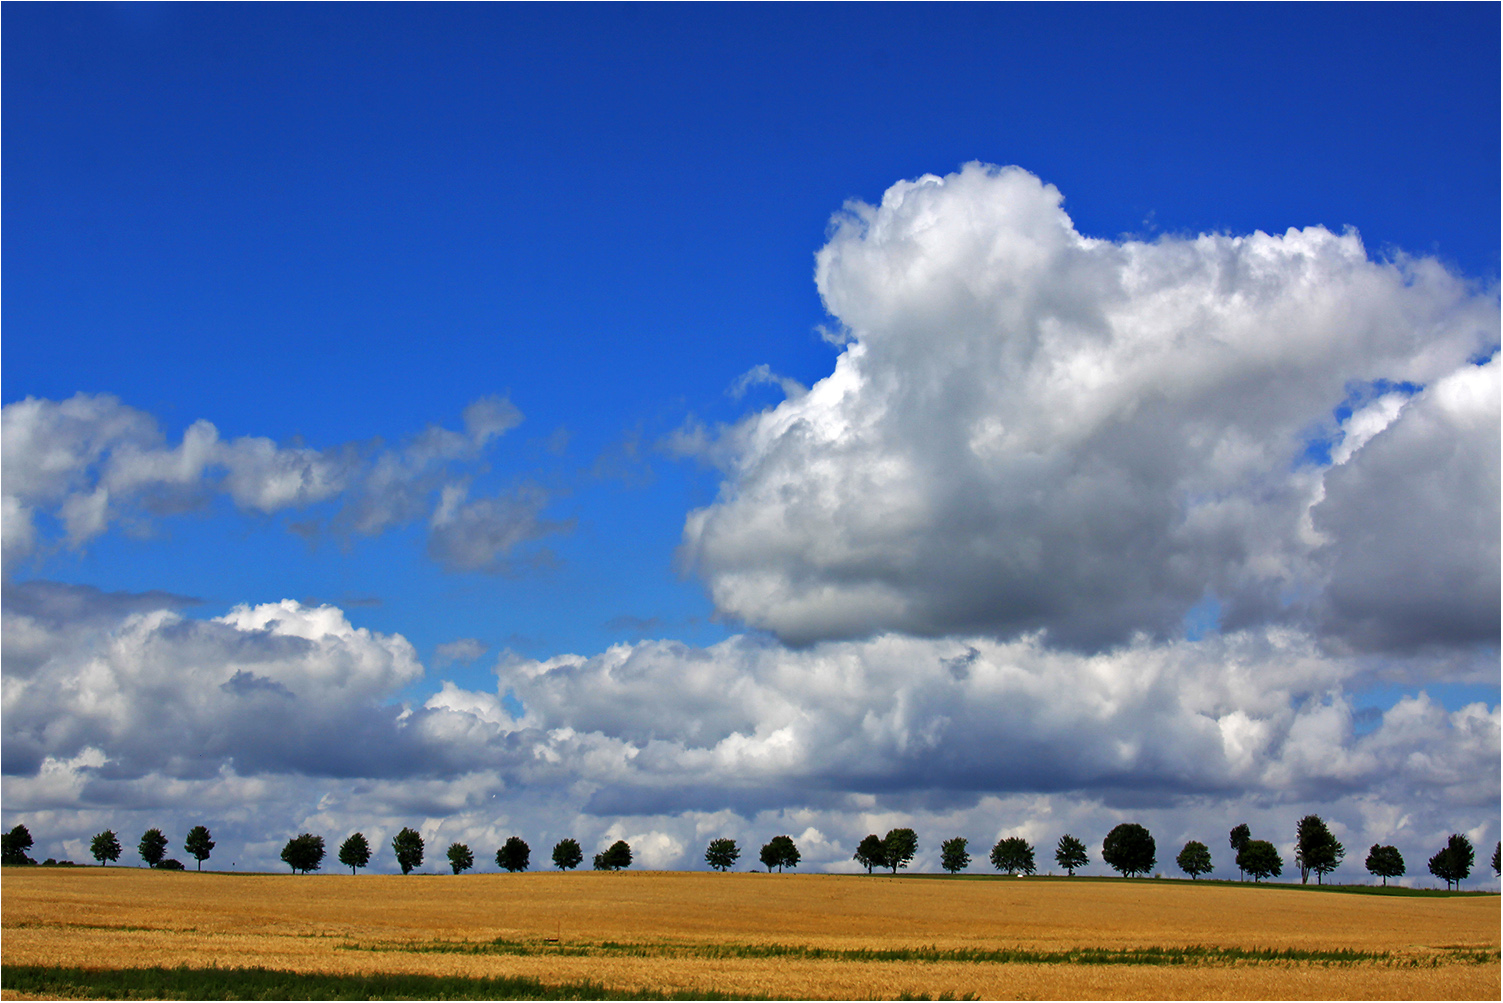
[2,869,1496,999]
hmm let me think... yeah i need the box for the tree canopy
[1364,843,1404,886]
[138,828,168,868]
[592,839,632,871]
[1294,814,1345,885]
[759,835,800,873]
[497,836,530,872]
[989,836,1035,875]
[338,832,371,874]
[447,842,474,875]
[1102,823,1155,877]
[90,830,122,866]
[853,834,885,874]
[1238,839,1281,882]
[1427,833,1473,890]
[552,838,583,871]
[2,825,36,866]
[940,837,970,874]
[280,833,325,874]
[705,838,740,872]
[1055,834,1088,876]
[882,828,918,874]
[1176,840,1213,879]
[392,827,425,875]
[184,826,215,871]
[1229,823,1251,880]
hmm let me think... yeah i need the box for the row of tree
[1226,818,1487,890]
[280,828,638,875]
[3,820,1497,888]
[0,826,217,872]
[728,819,1497,889]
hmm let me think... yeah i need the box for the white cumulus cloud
[681,163,1499,651]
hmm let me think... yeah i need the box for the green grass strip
[344,938,1498,967]
[0,964,769,1001]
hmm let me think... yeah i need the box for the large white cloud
[0,392,553,574]
[680,164,1499,651]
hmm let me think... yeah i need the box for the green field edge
[0,964,773,1002]
[338,938,1500,968]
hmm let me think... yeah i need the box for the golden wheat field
[2,867,1498,1000]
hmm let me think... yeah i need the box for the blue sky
[3,4,1498,879]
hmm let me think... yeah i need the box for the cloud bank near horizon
[3,583,1495,874]
[2,165,1497,875]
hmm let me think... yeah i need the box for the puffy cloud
[434,637,489,667]
[1313,357,1500,652]
[0,392,560,574]
[0,587,1494,877]
[1,585,430,780]
[462,395,524,447]
[680,164,1499,651]
[729,364,807,401]
[427,483,571,573]
[500,630,1497,816]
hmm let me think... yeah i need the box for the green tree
[1492,841,1500,877]
[940,837,970,874]
[1229,823,1251,881]
[882,828,918,875]
[1176,840,1213,879]
[338,832,371,875]
[1427,833,1474,890]
[90,830,122,866]
[392,827,425,875]
[704,838,740,872]
[280,833,325,874]
[552,838,583,871]
[497,836,531,872]
[1102,823,1156,878]
[853,834,885,874]
[138,828,169,868]
[1294,814,1344,885]
[1238,839,1281,882]
[1055,834,1088,876]
[2,824,36,866]
[604,840,633,870]
[592,839,632,871]
[759,835,800,873]
[447,842,474,875]
[1364,843,1404,887]
[989,836,1035,875]
[184,826,215,871]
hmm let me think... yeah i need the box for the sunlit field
[2,868,1498,1000]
